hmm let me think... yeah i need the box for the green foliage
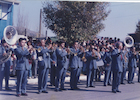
[43,1,110,43]
[136,20,140,34]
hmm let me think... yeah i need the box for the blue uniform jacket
[0,45,5,67]
[69,47,83,69]
[111,49,124,72]
[103,52,112,70]
[56,47,68,69]
[50,49,57,66]
[14,46,31,70]
[37,46,52,69]
[128,51,138,68]
[86,51,99,70]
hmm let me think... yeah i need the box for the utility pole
[39,9,42,38]
[25,28,26,36]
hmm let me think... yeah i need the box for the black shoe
[16,94,21,97]
[78,81,80,83]
[121,83,125,85]
[104,84,107,86]
[108,84,112,86]
[38,91,41,94]
[89,86,95,88]
[85,86,89,88]
[75,87,80,90]
[55,89,59,92]
[60,88,67,91]
[128,81,131,84]
[70,88,75,90]
[5,88,12,91]
[21,93,28,96]
[112,91,116,93]
[131,82,134,84]
[42,91,48,93]
[116,90,121,93]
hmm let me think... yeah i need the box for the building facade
[0,0,20,39]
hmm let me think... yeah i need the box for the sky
[13,0,140,40]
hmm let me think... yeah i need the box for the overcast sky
[13,0,140,40]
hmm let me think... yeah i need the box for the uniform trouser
[16,70,28,94]
[0,65,10,90]
[60,68,67,89]
[82,63,87,74]
[104,69,111,85]
[55,67,67,90]
[112,71,121,92]
[28,64,32,77]
[38,68,49,92]
[70,68,78,89]
[95,69,101,81]
[138,67,140,82]
[12,60,16,75]
[50,64,56,86]
[121,67,127,83]
[77,67,82,82]
[32,60,37,77]
[87,68,96,87]
[128,67,135,83]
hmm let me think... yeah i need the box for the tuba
[124,36,134,48]
[0,26,27,64]
[4,25,27,45]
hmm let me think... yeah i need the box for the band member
[69,41,84,90]
[55,40,69,91]
[128,47,138,84]
[11,44,17,76]
[82,43,90,74]
[77,45,85,83]
[14,38,32,97]
[27,41,33,79]
[121,46,128,84]
[37,39,53,94]
[95,47,103,82]
[50,42,57,86]
[103,47,112,86]
[111,42,123,93]
[86,46,99,88]
[0,40,12,91]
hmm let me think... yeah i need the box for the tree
[135,20,140,40]
[43,1,110,43]
[135,20,140,34]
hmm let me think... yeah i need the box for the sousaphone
[0,26,27,64]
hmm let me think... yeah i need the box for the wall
[0,3,13,40]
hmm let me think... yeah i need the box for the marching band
[0,36,140,97]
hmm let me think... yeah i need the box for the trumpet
[80,46,87,62]
[66,48,78,56]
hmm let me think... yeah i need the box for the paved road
[0,74,140,100]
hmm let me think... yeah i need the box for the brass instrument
[0,26,28,64]
[80,46,87,62]
[66,47,77,56]
[37,48,41,52]
[124,36,134,48]
[124,49,128,62]
[82,53,87,62]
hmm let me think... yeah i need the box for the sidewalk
[4,71,138,86]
